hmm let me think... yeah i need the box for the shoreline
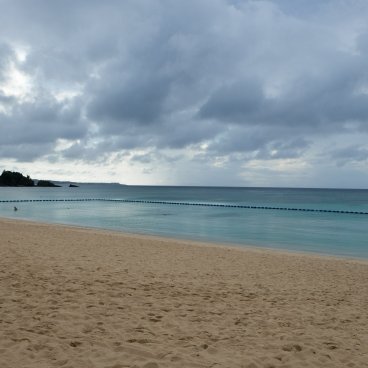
[1,217,368,367]
[1,216,367,263]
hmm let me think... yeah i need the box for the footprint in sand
[282,344,302,352]
[142,363,159,368]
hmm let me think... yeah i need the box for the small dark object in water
[14,206,18,211]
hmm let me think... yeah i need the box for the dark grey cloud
[0,43,13,81]
[0,97,86,145]
[0,142,54,162]
[200,53,368,132]
[157,119,222,149]
[88,74,171,128]
[0,0,368,185]
[331,145,368,167]
[199,79,264,124]
[0,92,15,105]
[255,138,310,160]
[206,125,310,159]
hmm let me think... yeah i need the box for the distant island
[0,170,59,187]
[69,184,79,188]
[36,180,61,187]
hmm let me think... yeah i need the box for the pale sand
[0,219,367,368]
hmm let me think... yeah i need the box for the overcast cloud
[0,0,368,187]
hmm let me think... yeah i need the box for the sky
[1,0,368,188]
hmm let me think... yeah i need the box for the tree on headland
[0,170,35,186]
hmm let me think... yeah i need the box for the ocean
[0,185,367,258]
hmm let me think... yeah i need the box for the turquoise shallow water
[0,185,367,258]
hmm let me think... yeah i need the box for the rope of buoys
[0,198,367,215]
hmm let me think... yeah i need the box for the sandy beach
[0,218,367,367]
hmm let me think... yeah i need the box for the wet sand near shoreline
[0,218,367,367]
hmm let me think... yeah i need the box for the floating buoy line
[0,198,367,215]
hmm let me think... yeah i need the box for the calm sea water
[0,185,367,258]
